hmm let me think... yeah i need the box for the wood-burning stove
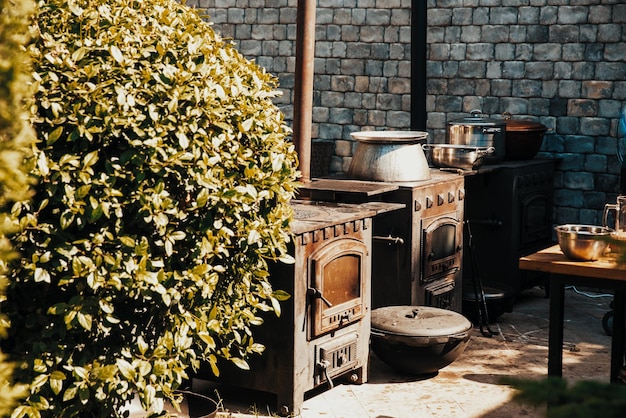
[299,172,466,313]
[463,159,555,296]
[201,200,380,416]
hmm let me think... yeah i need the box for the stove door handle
[307,287,333,307]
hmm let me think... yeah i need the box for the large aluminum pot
[348,131,431,182]
[423,144,495,170]
[447,110,505,163]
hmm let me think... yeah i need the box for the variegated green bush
[2,0,299,417]
[0,0,37,414]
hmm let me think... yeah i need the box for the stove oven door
[308,238,368,339]
[421,214,462,284]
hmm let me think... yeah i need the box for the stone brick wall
[185,0,414,175]
[427,0,626,226]
[185,0,625,226]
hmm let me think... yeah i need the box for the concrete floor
[196,285,615,418]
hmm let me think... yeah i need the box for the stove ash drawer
[314,333,360,386]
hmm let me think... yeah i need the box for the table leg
[548,277,565,377]
[611,290,625,383]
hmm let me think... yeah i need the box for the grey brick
[558,6,589,25]
[502,61,525,79]
[492,79,512,96]
[572,62,596,80]
[509,26,527,43]
[472,7,490,25]
[559,80,582,99]
[385,111,411,128]
[444,26,462,43]
[482,25,510,43]
[562,44,585,62]
[580,117,611,136]
[539,6,558,25]
[459,61,487,78]
[329,108,354,124]
[525,62,554,80]
[428,9,453,26]
[466,43,494,60]
[500,97,529,115]
[391,9,411,26]
[450,44,467,60]
[605,43,626,62]
[553,62,571,80]
[515,44,533,61]
[528,98,551,115]
[549,25,580,43]
[563,172,594,191]
[581,191,607,211]
[366,9,392,26]
[495,44,515,61]
[486,61,503,79]
[565,136,596,154]
[579,25,598,43]
[443,61,461,77]
[616,5,626,24]
[556,117,580,135]
[490,7,518,25]
[596,62,626,81]
[452,8,473,25]
[540,80,557,99]
[526,25,549,43]
[534,43,562,61]
[383,61,399,77]
[518,7,540,24]
[512,80,543,97]
[428,27,445,43]
[360,26,385,43]
[554,188,584,208]
[461,26,482,43]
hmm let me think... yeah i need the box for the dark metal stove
[205,200,383,416]
[463,159,555,296]
[299,171,466,313]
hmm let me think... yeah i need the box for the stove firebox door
[421,215,462,283]
[309,238,368,339]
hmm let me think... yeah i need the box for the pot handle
[477,146,496,156]
[470,109,483,117]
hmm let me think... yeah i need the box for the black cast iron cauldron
[370,306,472,376]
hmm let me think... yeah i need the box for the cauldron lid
[505,119,548,132]
[371,306,472,337]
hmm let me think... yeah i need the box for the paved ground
[195,285,615,418]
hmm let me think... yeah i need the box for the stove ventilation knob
[426,196,433,208]
[448,191,455,203]
[438,194,444,206]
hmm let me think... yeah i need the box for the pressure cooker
[447,110,506,163]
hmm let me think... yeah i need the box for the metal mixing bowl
[555,224,613,261]
[423,144,494,170]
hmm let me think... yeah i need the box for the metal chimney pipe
[292,0,316,182]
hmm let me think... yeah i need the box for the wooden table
[519,245,626,382]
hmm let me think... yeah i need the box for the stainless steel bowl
[423,144,494,170]
[555,224,613,261]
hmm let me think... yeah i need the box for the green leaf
[116,359,136,381]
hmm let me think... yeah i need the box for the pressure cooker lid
[447,110,504,127]
[371,306,472,337]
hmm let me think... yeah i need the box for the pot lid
[505,119,548,132]
[371,306,472,337]
[447,110,505,127]
[350,130,428,144]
